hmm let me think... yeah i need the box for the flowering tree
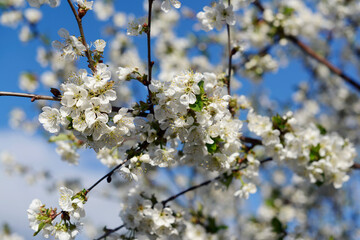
[1,0,360,239]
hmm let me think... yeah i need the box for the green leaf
[189,96,204,112]
[66,116,74,130]
[198,80,205,95]
[316,124,327,135]
[283,7,295,16]
[33,222,46,236]
[205,137,223,154]
[309,144,321,162]
[272,114,287,131]
[206,142,217,153]
[189,80,207,112]
[49,133,70,142]
[265,198,275,208]
[271,217,283,233]
[220,172,233,189]
[205,216,228,234]
[271,217,287,239]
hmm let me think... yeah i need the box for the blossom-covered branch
[162,158,273,206]
[66,0,95,72]
[253,0,360,92]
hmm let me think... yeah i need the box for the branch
[240,136,263,146]
[146,0,155,114]
[0,91,60,102]
[86,159,129,194]
[253,0,265,12]
[94,224,125,240]
[86,141,150,194]
[66,0,95,72]
[161,177,216,207]
[352,163,360,169]
[287,36,360,92]
[226,0,232,95]
[161,158,273,206]
[252,0,360,92]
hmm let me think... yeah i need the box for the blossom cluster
[27,187,87,240]
[270,0,331,39]
[149,71,243,171]
[248,110,356,188]
[243,54,278,80]
[197,1,236,31]
[52,28,87,61]
[119,188,183,239]
[38,61,137,153]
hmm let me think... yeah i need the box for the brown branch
[252,0,360,92]
[94,224,125,240]
[161,158,273,206]
[86,141,150,194]
[287,36,360,92]
[146,0,155,114]
[253,0,265,12]
[352,163,360,169]
[226,0,232,96]
[0,91,60,102]
[66,0,95,72]
[226,24,232,95]
[86,159,129,194]
[240,136,263,146]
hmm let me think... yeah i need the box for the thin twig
[94,224,125,240]
[86,159,129,194]
[146,0,155,113]
[226,18,232,94]
[86,141,150,194]
[66,0,95,72]
[161,178,216,206]
[161,158,273,206]
[0,91,60,102]
[252,0,360,92]
[0,92,140,115]
[287,36,360,92]
[240,136,263,146]
[253,0,265,12]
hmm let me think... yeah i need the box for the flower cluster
[160,0,181,13]
[243,54,278,81]
[27,0,60,8]
[38,61,138,152]
[248,110,356,188]
[27,187,87,240]
[52,28,87,60]
[149,71,243,171]
[197,1,236,31]
[127,17,147,36]
[264,0,331,39]
[76,0,93,11]
[120,188,183,239]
